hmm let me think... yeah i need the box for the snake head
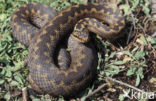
[72,28,89,43]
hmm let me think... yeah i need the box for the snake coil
[10,2,125,97]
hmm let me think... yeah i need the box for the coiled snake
[10,2,125,97]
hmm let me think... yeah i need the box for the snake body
[10,2,125,97]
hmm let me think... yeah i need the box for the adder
[10,2,125,97]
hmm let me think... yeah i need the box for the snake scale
[10,2,125,97]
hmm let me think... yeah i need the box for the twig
[22,87,28,101]
[106,77,146,93]
[85,76,147,99]
[152,31,156,37]
[125,0,137,44]
[130,13,136,30]
[85,83,107,99]
[127,25,133,45]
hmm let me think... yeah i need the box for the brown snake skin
[10,2,125,97]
